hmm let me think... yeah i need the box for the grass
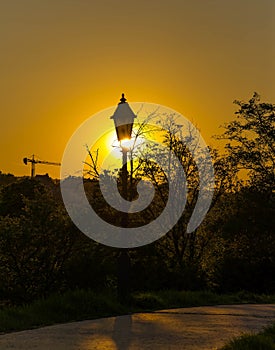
[221,323,275,350]
[132,290,275,309]
[0,289,275,333]
[0,290,127,333]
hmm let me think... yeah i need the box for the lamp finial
[119,93,127,104]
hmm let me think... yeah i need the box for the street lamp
[111,93,136,200]
[110,93,136,303]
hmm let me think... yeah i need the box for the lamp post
[110,93,136,302]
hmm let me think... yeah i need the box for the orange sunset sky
[0,0,274,179]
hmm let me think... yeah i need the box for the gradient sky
[0,0,274,178]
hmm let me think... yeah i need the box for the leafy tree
[213,93,275,292]
[132,115,238,289]
[0,177,45,217]
[212,187,275,293]
[218,92,275,192]
[0,171,16,188]
[0,178,76,302]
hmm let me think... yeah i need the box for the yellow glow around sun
[83,125,151,178]
[83,130,134,176]
[84,117,164,178]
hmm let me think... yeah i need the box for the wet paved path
[0,304,275,349]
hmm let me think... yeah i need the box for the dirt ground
[0,304,275,350]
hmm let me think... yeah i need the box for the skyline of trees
[0,93,274,304]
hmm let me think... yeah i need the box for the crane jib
[23,156,61,177]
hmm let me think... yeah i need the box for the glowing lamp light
[110,93,136,142]
[120,137,132,149]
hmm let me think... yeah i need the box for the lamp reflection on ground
[112,315,133,350]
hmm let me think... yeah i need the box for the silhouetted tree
[217,92,275,192]
[0,178,76,302]
[212,93,275,292]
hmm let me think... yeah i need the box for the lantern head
[110,94,136,142]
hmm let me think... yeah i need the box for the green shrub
[221,324,275,350]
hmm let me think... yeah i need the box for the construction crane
[23,155,61,178]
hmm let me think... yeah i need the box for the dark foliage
[0,93,274,304]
